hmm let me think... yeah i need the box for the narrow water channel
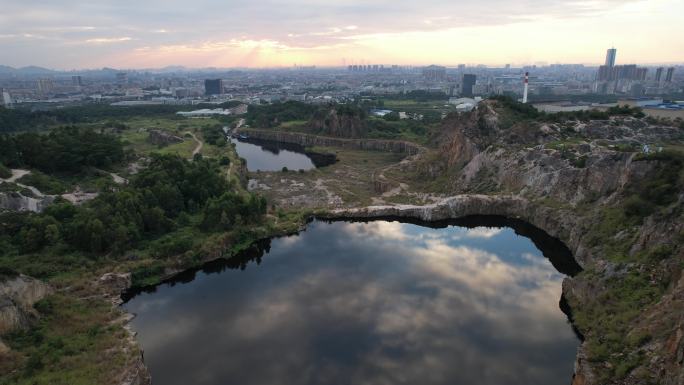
[124,219,580,385]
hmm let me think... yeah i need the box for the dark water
[124,219,580,385]
[231,138,316,172]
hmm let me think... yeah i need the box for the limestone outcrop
[236,127,425,155]
[0,191,54,212]
[0,274,51,353]
[323,101,684,384]
[147,129,183,146]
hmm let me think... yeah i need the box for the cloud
[85,37,132,44]
[0,0,681,67]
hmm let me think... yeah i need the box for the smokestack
[522,72,529,104]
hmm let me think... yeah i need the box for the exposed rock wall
[0,275,51,353]
[322,102,684,384]
[0,192,54,213]
[307,108,368,138]
[147,130,183,146]
[236,128,426,155]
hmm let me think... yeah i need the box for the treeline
[362,90,449,102]
[0,154,267,262]
[0,126,124,174]
[1,105,190,132]
[0,107,62,132]
[489,95,646,123]
[245,101,319,128]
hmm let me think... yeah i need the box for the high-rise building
[37,78,54,94]
[655,67,664,82]
[461,74,476,97]
[605,48,617,67]
[665,67,675,82]
[204,79,224,95]
[72,75,83,86]
[422,65,446,81]
[597,64,646,81]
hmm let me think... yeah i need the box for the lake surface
[231,138,316,172]
[124,219,580,385]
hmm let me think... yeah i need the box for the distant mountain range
[0,65,252,78]
[0,65,56,75]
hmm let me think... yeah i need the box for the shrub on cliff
[0,162,11,179]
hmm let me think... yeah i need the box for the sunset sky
[1,0,682,69]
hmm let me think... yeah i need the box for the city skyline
[1,0,683,69]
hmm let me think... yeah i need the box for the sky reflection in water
[231,139,316,172]
[124,220,579,385]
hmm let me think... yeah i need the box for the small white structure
[449,97,482,112]
[370,109,393,117]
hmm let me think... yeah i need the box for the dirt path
[235,118,245,129]
[1,169,46,197]
[109,172,127,185]
[3,169,31,183]
[185,132,203,157]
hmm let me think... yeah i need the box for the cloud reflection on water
[125,220,577,385]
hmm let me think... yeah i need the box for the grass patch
[572,268,667,381]
[1,294,132,385]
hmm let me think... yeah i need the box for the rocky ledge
[236,127,426,155]
[0,274,51,354]
[324,193,683,385]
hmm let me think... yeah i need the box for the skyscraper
[605,48,617,67]
[461,74,476,97]
[72,75,83,86]
[37,78,54,94]
[655,67,664,82]
[665,67,675,82]
[205,79,224,95]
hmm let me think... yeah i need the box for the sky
[0,0,682,69]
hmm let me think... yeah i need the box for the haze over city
[1,0,683,69]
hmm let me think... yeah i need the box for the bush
[0,162,11,179]
[17,172,68,195]
[383,112,400,121]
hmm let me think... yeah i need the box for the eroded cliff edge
[315,101,683,385]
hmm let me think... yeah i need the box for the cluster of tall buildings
[422,65,447,81]
[597,48,648,81]
[595,48,675,95]
[347,64,388,72]
[654,67,675,83]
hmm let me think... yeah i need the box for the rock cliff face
[147,130,183,146]
[0,274,51,353]
[0,191,54,212]
[307,107,367,138]
[327,101,684,384]
[236,128,425,155]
